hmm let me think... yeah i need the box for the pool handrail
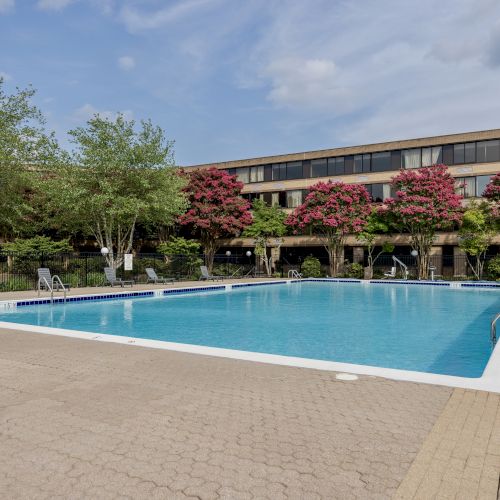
[491,312,500,346]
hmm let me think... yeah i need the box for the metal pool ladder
[491,313,500,346]
[38,275,67,303]
[288,269,303,279]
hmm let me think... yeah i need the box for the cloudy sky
[1,0,500,165]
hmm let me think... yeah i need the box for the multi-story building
[187,130,500,276]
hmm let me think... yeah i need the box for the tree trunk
[202,235,218,273]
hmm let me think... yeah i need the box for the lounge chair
[104,267,134,287]
[200,265,224,281]
[37,268,71,291]
[145,268,175,284]
[384,266,397,278]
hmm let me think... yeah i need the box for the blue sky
[2,0,500,165]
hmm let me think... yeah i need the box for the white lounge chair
[384,266,397,278]
[200,265,224,281]
[145,268,175,284]
[104,267,134,287]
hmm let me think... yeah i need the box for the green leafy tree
[0,80,60,239]
[2,236,72,256]
[301,256,322,278]
[357,209,394,279]
[46,114,187,268]
[157,236,202,278]
[458,201,496,279]
[243,199,287,276]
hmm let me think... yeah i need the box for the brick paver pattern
[395,388,500,500]
[0,329,453,499]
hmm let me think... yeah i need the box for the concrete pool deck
[0,329,499,499]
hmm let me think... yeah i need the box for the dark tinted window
[372,152,391,172]
[311,159,327,177]
[344,156,354,174]
[272,163,286,180]
[391,150,401,170]
[363,154,371,173]
[442,144,454,165]
[327,157,344,175]
[464,143,476,163]
[286,161,303,180]
[477,140,500,163]
[454,144,465,164]
[354,155,363,173]
[264,165,272,182]
[263,192,272,205]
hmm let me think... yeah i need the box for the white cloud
[0,71,12,81]
[117,55,135,71]
[0,0,14,14]
[119,0,221,32]
[73,104,134,123]
[37,0,73,11]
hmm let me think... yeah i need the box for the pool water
[1,282,498,377]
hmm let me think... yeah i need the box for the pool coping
[0,278,499,394]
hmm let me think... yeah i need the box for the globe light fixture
[246,251,252,257]
[225,250,231,257]
[101,247,109,256]
[411,250,418,257]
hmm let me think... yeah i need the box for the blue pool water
[1,282,498,377]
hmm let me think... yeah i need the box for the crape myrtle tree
[46,114,187,268]
[286,181,372,277]
[179,167,252,272]
[243,199,287,277]
[483,172,500,218]
[0,80,60,240]
[386,164,463,280]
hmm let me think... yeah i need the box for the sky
[1,0,500,166]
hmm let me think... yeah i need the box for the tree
[357,208,395,279]
[0,79,60,239]
[179,167,252,272]
[458,202,496,279]
[157,236,202,277]
[46,114,187,268]
[483,172,500,221]
[243,199,287,276]
[2,236,72,256]
[386,165,463,279]
[286,181,372,277]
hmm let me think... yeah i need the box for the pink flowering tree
[483,172,500,220]
[286,181,372,277]
[386,164,463,279]
[178,167,252,272]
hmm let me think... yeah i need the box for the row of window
[229,140,500,183]
[242,175,493,208]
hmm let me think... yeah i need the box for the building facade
[187,130,500,276]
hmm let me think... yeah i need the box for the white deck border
[0,279,499,393]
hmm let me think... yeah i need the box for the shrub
[301,256,322,278]
[0,277,34,292]
[342,262,364,279]
[486,255,500,281]
[85,272,106,287]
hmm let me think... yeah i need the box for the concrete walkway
[0,329,452,499]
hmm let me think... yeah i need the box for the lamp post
[411,249,418,279]
[246,250,252,276]
[225,250,231,276]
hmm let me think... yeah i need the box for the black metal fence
[0,252,256,292]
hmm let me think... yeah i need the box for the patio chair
[383,266,397,278]
[200,265,224,281]
[104,267,134,287]
[37,268,71,291]
[145,268,175,284]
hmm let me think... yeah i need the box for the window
[344,156,354,174]
[272,163,286,180]
[354,155,363,173]
[328,157,344,175]
[391,150,402,170]
[402,148,421,169]
[362,154,371,173]
[455,177,476,198]
[286,161,303,180]
[286,190,302,208]
[442,144,454,165]
[477,175,493,197]
[422,146,442,167]
[249,166,264,183]
[453,144,465,164]
[477,140,500,163]
[264,165,272,182]
[311,159,327,177]
[371,152,391,172]
[263,192,272,205]
[236,167,249,183]
[464,143,476,163]
[370,183,391,202]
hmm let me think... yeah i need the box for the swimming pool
[0,281,498,379]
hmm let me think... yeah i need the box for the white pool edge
[0,320,499,393]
